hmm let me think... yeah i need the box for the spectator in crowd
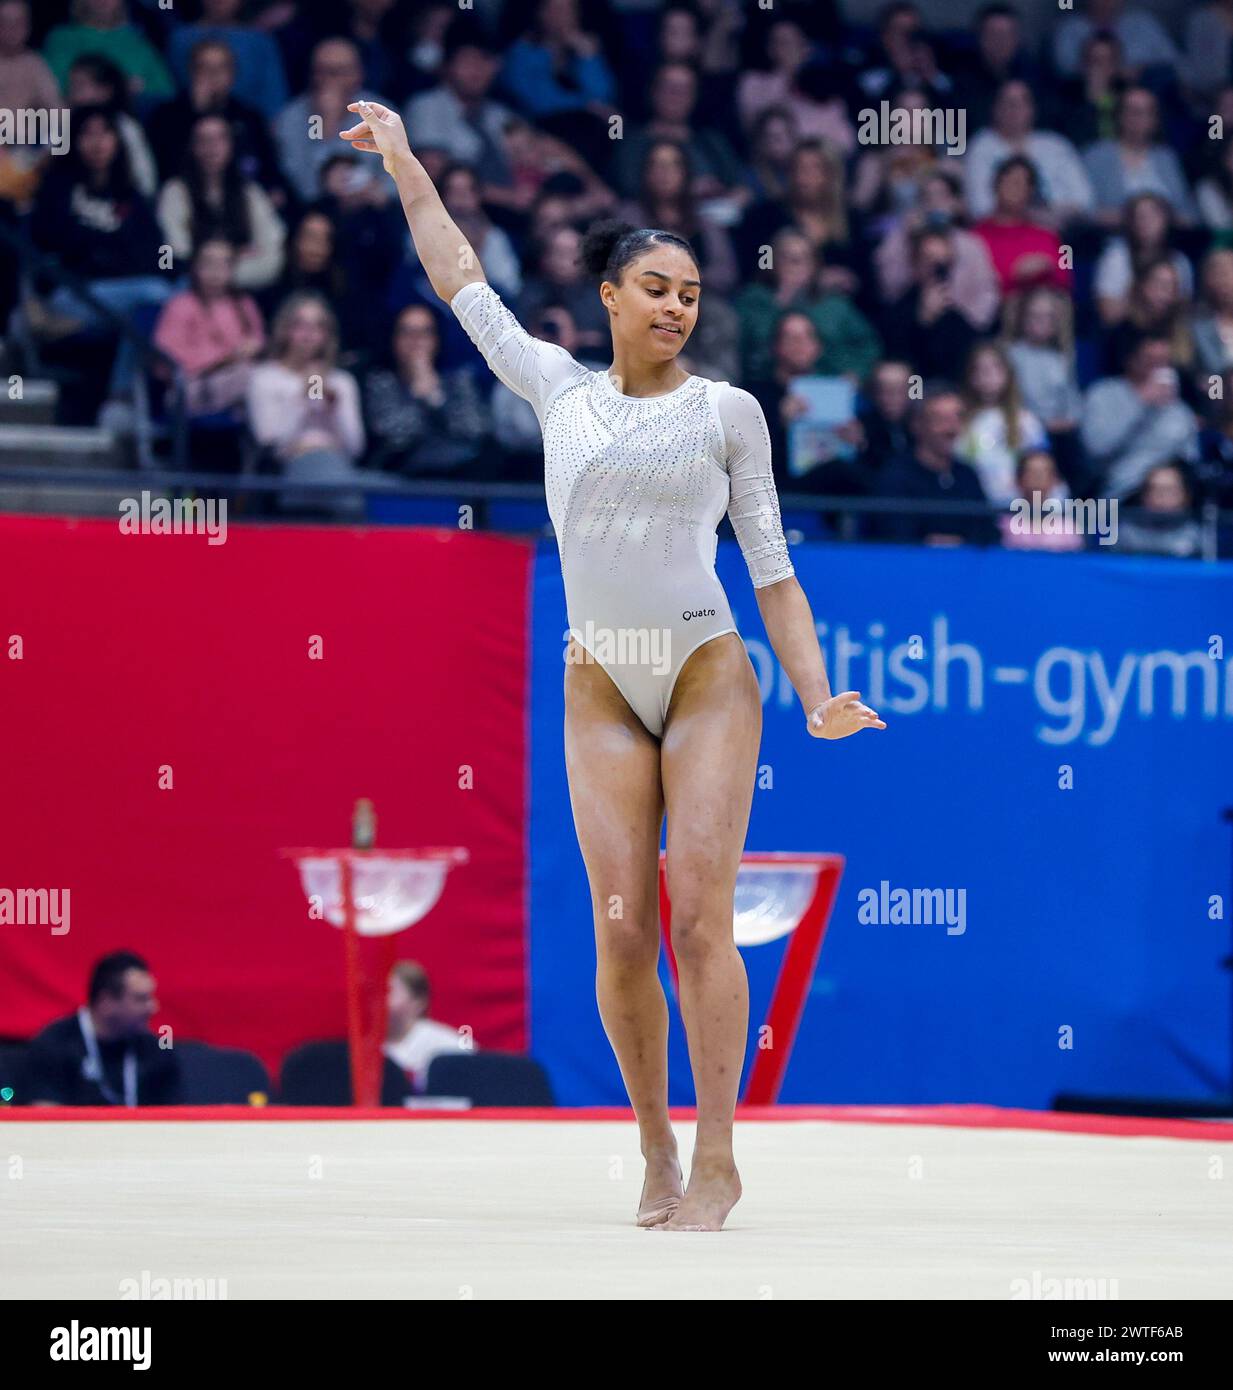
[166,0,289,113]
[881,226,981,378]
[492,116,618,227]
[1052,0,1180,79]
[404,26,517,194]
[735,227,881,384]
[1081,334,1199,498]
[524,189,575,246]
[850,87,944,235]
[754,0,846,48]
[517,222,609,352]
[499,0,618,173]
[652,3,740,137]
[957,341,1048,504]
[65,52,158,197]
[273,37,388,204]
[1195,366,1233,506]
[870,389,998,545]
[326,0,412,106]
[1083,86,1197,227]
[363,303,488,475]
[153,236,264,420]
[972,156,1072,297]
[953,4,1044,133]
[246,291,367,514]
[748,309,869,496]
[1053,31,1127,148]
[742,107,799,206]
[1004,285,1082,448]
[0,0,59,117]
[29,107,174,419]
[856,2,954,103]
[149,39,285,195]
[737,18,854,153]
[257,209,350,339]
[857,359,915,473]
[610,61,746,204]
[1113,462,1203,558]
[964,79,1093,225]
[748,309,827,485]
[397,2,454,101]
[873,167,1000,332]
[384,960,474,1094]
[999,449,1086,552]
[1104,256,1195,377]
[158,113,286,291]
[616,139,739,296]
[404,160,523,297]
[314,153,404,322]
[43,0,175,103]
[21,951,179,1107]
[0,0,57,208]
[737,139,864,296]
[1185,2,1233,101]
[1094,192,1193,326]
[1195,128,1233,238]
[1193,249,1233,383]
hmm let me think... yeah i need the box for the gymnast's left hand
[806,691,887,739]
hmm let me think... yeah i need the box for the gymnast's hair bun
[580,218,638,279]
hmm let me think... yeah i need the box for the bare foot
[636,1146,684,1228]
[657,1156,741,1232]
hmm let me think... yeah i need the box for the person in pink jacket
[153,237,264,418]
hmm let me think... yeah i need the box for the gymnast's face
[603,246,699,363]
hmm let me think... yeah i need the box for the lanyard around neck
[77,1006,137,1107]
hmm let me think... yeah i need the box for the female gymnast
[341,100,886,1232]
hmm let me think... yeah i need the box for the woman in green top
[735,226,882,384]
[44,0,174,104]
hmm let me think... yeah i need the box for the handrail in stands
[0,216,188,472]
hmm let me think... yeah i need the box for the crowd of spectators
[3,0,1233,555]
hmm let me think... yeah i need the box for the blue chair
[277,1039,410,1106]
[174,1040,271,1104]
[423,1052,555,1106]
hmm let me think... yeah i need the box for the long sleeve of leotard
[449,280,585,422]
[716,383,796,588]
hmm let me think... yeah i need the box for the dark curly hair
[579,218,698,285]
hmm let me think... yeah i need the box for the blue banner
[529,540,1233,1108]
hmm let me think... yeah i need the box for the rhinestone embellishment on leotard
[452,281,794,601]
[556,376,718,576]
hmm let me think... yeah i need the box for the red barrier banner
[0,516,531,1080]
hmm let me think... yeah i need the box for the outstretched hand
[806,691,887,739]
[339,100,410,175]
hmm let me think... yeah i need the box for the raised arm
[339,100,485,304]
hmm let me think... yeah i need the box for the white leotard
[450,279,795,736]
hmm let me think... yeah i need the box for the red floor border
[3,1102,1231,1141]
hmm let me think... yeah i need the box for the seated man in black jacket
[870,388,1000,545]
[22,951,179,1107]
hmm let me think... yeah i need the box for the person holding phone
[1080,333,1199,497]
